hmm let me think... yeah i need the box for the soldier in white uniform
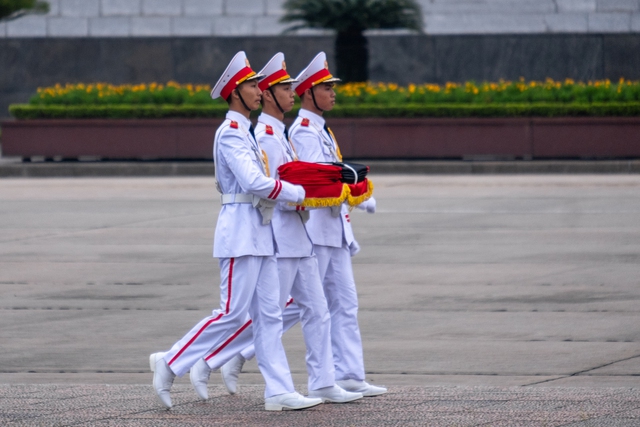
[218,52,386,398]
[288,52,385,397]
[148,51,323,412]
[188,52,362,405]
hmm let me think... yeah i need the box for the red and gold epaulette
[265,125,274,135]
[229,120,238,129]
[301,118,310,127]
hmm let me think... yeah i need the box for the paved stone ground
[2,384,640,426]
[1,175,640,425]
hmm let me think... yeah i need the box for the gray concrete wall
[1,0,639,37]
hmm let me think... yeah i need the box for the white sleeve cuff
[296,186,306,204]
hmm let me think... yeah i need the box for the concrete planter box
[2,117,640,160]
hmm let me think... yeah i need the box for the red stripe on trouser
[205,319,253,361]
[168,313,223,365]
[225,258,234,314]
[204,297,295,361]
[168,258,234,366]
[267,181,281,199]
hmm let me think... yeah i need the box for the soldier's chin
[324,103,335,111]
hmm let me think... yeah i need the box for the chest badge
[265,125,274,135]
[230,120,239,129]
[301,118,310,127]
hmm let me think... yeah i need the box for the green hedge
[9,104,229,119]
[28,80,640,106]
[9,102,640,119]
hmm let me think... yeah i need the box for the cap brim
[245,73,265,81]
[275,77,298,84]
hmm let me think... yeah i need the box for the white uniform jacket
[289,108,355,249]
[255,113,313,258]
[213,111,304,258]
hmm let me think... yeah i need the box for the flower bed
[337,79,640,104]
[3,80,640,160]
[8,79,640,119]
[25,79,640,105]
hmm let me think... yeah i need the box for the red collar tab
[229,120,239,129]
[265,125,274,135]
[220,66,256,100]
[301,118,310,127]
[295,68,332,96]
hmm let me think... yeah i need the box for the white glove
[295,186,306,204]
[357,197,376,214]
[349,240,360,256]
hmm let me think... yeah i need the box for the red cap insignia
[301,118,310,127]
[230,120,238,129]
[265,125,274,135]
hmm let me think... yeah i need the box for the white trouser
[162,256,294,398]
[239,300,301,361]
[237,245,365,382]
[314,243,365,381]
[204,256,335,391]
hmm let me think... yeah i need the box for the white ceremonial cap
[258,52,297,91]
[292,51,341,97]
[211,51,264,100]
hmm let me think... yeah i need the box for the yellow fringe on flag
[346,180,374,207]
[297,183,350,208]
[288,180,374,209]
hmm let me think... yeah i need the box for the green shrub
[29,82,223,106]
[10,102,640,119]
[11,79,640,118]
[336,80,640,104]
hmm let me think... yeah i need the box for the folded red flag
[347,179,374,206]
[277,161,373,208]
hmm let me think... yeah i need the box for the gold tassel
[326,127,343,162]
[297,183,350,208]
[261,149,271,177]
[346,180,374,206]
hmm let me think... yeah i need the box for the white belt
[220,193,275,225]
[221,193,253,204]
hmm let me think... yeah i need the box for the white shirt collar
[257,113,285,134]
[226,110,252,129]
[298,108,325,128]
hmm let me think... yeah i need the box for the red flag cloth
[277,161,342,196]
[277,161,374,208]
[277,161,347,207]
[347,178,374,206]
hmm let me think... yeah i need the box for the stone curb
[1,159,640,177]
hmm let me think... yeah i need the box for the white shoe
[309,385,363,403]
[336,379,387,397]
[264,392,323,411]
[220,354,245,395]
[189,358,212,400]
[150,352,175,408]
